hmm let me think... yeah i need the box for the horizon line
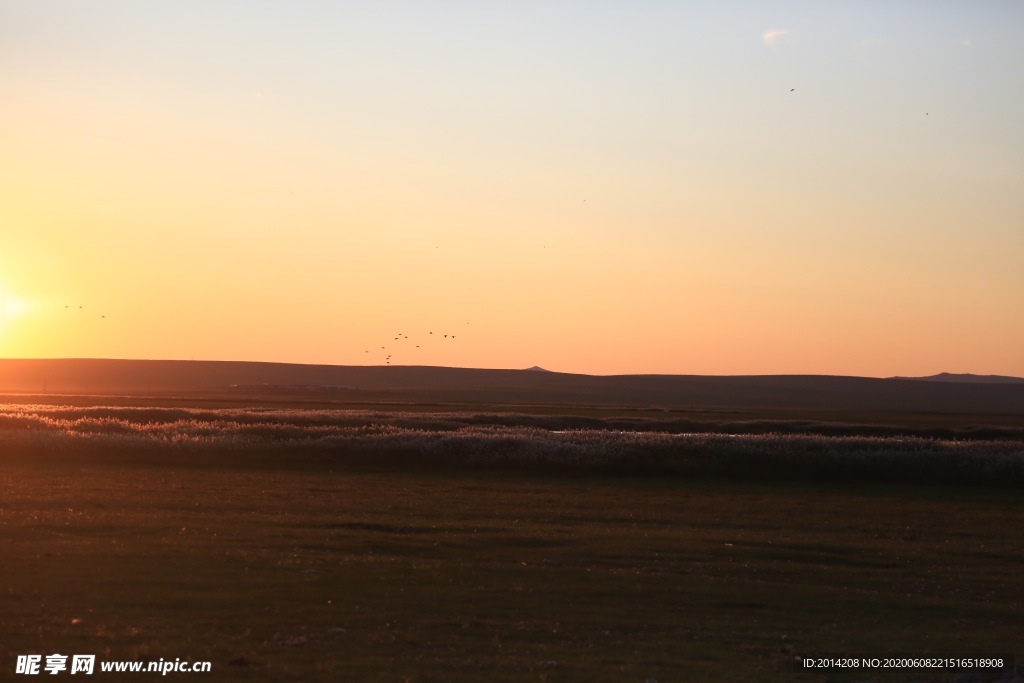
[2,357,1021,382]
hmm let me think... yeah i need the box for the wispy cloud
[854,37,885,52]
[762,29,789,47]
[852,37,886,64]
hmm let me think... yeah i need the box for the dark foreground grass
[1,460,1021,682]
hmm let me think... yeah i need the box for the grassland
[1,401,1022,682]
[2,403,1023,485]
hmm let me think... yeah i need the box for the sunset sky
[2,1,1022,377]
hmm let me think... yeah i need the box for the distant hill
[891,372,1024,385]
[3,359,1024,419]
[524,366,550,372]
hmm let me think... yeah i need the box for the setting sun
[4,294,28,322]
[1,284,28,330]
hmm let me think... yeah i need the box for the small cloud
[762,29,789,47]
[854,37,885,51]
[853,37,886,64]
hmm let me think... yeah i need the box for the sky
[2,1,1022,377]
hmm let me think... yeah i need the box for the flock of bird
[56,301,470,367]
[367,326,467,365]
[64,305,105,320]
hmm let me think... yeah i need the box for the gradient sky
[2,1,1022,376]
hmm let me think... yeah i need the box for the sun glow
[2,292,29,324]
[0,285,34,353]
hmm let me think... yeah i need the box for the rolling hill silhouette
[891,372,1024,384]
[2,359,1023,419]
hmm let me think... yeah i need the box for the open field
[1,396,1022,681]
[2,462,1021,682]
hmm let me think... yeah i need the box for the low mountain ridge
[2,359,1024,418]
[891,372,1024,384]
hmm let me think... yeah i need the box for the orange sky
[2,2,1022,376]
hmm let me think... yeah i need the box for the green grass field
[2,457,1021,682]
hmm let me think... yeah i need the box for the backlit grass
[2,403,1023,486]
